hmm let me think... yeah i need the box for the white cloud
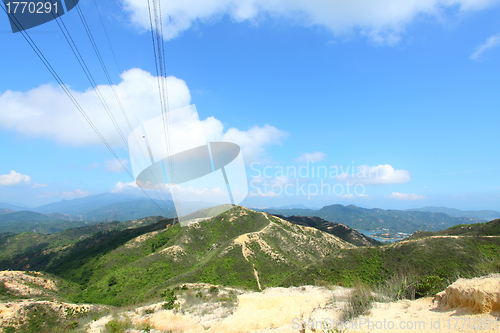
[32,182,48,188]
[471,33,500,59]
[105,159,129,173]
[388,192,427,200]
[61,189,88,199]
[122,0,499,44]
[0,170,31,186]
[0,68,286,164]
[337,164,410,185]
[295,151,326,163]
[0,69,191,146]
[202,118,287,163]
[110,181,138,193]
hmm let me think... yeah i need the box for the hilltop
[0,206,355,306]
[407,218,500,240]
[274,214,381,246]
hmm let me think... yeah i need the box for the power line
[73,0,172,203]
[0,2,168,213]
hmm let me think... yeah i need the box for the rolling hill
[407,218,500,240]
[407,206,500,220]
[274,214,381,246]
[0,202,29,211]
[0,206,355,306]
[0,205,499,311]
[261,204,484,233]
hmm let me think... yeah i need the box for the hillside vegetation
[281,229,500,293]
[1,206,499,312]
[275,214,381,246]
[408,218,500,239]
[0,206,354,306]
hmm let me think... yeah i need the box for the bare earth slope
[82,275,500,333]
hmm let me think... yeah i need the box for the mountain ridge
[261,204,484,233]
[406,206,500,220]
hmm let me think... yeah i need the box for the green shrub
[104,317,131,333]
[162,289,178,310]
[209,286,219,295]
[377,274,418,301]
[415,275,444,298]
[65,321,79,329]
[18,304,62,333]
[107,276,117,287]
[341,282,374,321]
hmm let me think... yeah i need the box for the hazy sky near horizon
[0,0,499,210]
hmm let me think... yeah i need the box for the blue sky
[0,0,499,210]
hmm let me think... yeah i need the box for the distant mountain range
[1,192,498,235]
[0,202,31,211]
[406,206,500,220]
[260,204,485,233]
[0,193,176,234]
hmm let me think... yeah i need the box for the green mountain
[274,214,381,246]
[0,211,72,234]
[0,206,354,306]
[261,204,484,233]
[1,206,500,311]
[408,218,500,239]
[0,209,14,215]
[85,199,176,221]
[281,220,500,289]
[34,193,175,222]
[0,216,165,266]
[407,206,500,221]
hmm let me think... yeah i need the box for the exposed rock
[435,274,500,313]
[0,270,58,297]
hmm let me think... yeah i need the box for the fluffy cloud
[105,159,129,173]
[471,33,500,59]
[202,118,287,164]
[295,151,326,163]
[0,68,286,164]
[0,170,31,186]
[122,0,499,43]
[337,164,410,185]
[0,69,191,146]
[388,192,427,200]
[110,181,138,193]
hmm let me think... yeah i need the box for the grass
[104,316,132,333]
[341,282,374,321]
